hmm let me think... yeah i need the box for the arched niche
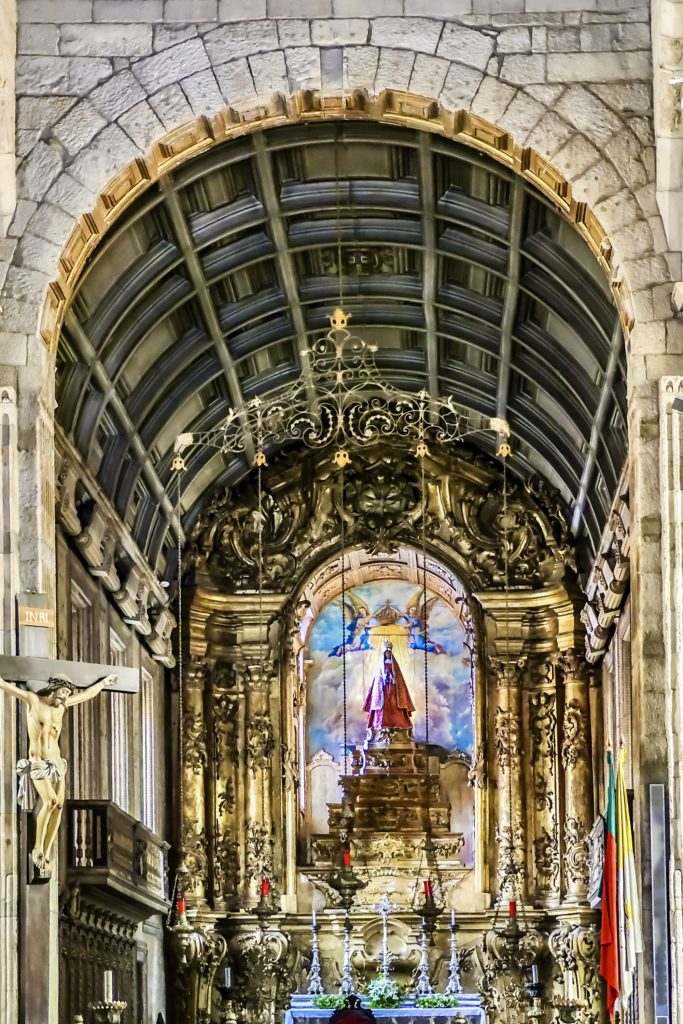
[292,545,478,911]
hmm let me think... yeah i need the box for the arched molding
[30,88,637,354]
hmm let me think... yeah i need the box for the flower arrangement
[415,995,460,1008]
[363,976,404,1008]
[312,995,348,1009]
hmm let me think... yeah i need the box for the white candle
[531,964,539,984]
[312,909,316,929]
[451,909,455,928]
[103,970,113,1003]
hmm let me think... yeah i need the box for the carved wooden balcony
[65,800,170,920]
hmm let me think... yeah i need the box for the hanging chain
[336,125,344,311]
[340,463,349,778]
[176,469,185,849]
[503,456,516,905]
[256,433,268,852]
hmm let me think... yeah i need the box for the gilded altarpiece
[171,444,603,1024]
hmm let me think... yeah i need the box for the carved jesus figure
[361,641,415,732]
[0,671,117,875]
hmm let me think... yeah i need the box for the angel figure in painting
[362,640,415,733]
[404,592,445,655]
[329,595,375,656]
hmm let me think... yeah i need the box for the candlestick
[103,970,113,1003]
[307,910,324,996]
[339,912,355,996]
[445,914,462,996]
[414,919,434,997]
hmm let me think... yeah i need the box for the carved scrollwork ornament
[561,700,588,769]
[564,816,589,887]
[495,824,525,893]
[186,445,573,592]
[246,713,274,771]
[534,828,559,887]
[495,708,522,770]
[529,690,557,762]
[183,713,208,775]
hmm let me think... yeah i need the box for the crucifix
[371,893,398,978]
[0,653,139,881]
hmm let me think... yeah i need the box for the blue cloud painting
[306,581,474,763]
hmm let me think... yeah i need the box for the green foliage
[363,976,404,1008]
[415,995,460,1008]
[312,995,348,1009]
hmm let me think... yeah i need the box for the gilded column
[559,649,593,903]
[528,658,560,907]
[491,656,526,901]
[242,660,276,907]
[180,657,209,903]
[209,660,240,910]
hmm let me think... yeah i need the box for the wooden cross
[0,654,139,693]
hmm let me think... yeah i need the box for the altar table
[285,993,484,1024]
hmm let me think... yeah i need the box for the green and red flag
[600,749,619,1019]
[616,745,642,1013]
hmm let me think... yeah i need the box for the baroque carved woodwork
[186,445,572,592]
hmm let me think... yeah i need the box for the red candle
[424,880,433,898]
[342,850,351,867]
[509,899,517,918]
[177,896,186,914]
[261,878,271,896]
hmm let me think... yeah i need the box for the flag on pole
[600,749,620,1019]
[616,744,643,1012]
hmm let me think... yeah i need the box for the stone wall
[0,3,682,1023]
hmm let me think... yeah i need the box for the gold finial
[171,455,186,471]
[328,308,350,330]
[416,441,429,458]
[333,449,351,467]
[497,441,512,458]
[254,451,267,467]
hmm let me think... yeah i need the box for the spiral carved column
[180,657,209,903]
[528,657,561,907]
[491,656,527,901]
[559,648,593,903]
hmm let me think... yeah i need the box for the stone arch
[4,11,669,365]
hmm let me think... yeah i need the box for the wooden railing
[66,800,170,918]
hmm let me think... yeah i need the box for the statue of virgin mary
[361,640,415,732]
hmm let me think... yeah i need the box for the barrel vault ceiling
[54,120,626,580]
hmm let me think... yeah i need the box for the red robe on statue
[362,646,415,730]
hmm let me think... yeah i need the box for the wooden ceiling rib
[55,121,626,577]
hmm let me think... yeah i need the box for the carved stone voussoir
[187,444,573,592]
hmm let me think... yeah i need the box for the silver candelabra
[445,914,463,996]
[339,912,355,996]
[415,922,434,997]
[307,914,324,996]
